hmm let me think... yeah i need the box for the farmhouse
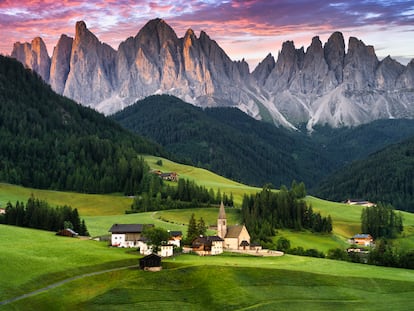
[345,199,375,207]
[349,234,374,246]
[168,230,182,247]
[191,235,224,256]
[151,170,179,182]
[217,201,251,250]
[56,228,78,237]
[159,244,174,257]
[108,223,153,248]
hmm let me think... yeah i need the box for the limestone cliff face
[10,19,414,129]
[63,21,116,106]
[50,35,73,94]
[11,37,51,82]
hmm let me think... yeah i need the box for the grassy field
[0,183,132,216]
[144,155,261,205]
[0,225,139,302]
[2,225,414,310]
[2,153,414,310]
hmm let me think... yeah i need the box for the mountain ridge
[10,18,414,129]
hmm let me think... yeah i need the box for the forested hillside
[111,95,332,187]
[0,56,163,194]
[315,136,414,211]
[112,95,414,191]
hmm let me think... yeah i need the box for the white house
[168,230,182,247]
[108,224,153,248]
[159,244,174,257]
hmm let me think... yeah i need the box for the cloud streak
[1,0,413,69]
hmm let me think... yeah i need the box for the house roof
[169,231,182,237]
[352,234,373,239]
[192,235,224,246]
[108,224,153,233]
[226,225,244,238]
[207,235,224,242]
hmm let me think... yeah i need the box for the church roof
[225,225,245,238]
[218,201,226,219]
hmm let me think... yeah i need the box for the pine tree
[186,213,198,243]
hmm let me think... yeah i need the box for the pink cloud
[0,0,413,68]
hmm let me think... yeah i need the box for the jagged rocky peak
[63,20,116,106]
[343,36,379,89]
[397,59,414,88]
[303,36,324,66]
[252,53,275,84]
[264,40,304,91]
[74,21,100,47]
[136,18,179,49]
[11,37,50,82]
[375,56,405,89]
[50,34,73,94]
[323,31,345,83]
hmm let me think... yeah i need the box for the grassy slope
[0,183,131,216]
[2,225,414,310]
[2,155,414,246]
[0,225,139,302]
[2,156,414,309]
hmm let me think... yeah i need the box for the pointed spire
[218,201,226,219]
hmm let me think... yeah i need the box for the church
[217,201,251,250]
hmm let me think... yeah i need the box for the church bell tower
[217,201,227,239]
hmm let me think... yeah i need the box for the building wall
[159,245,174,257]
[224,238,239,250]
[211,241,223,255]
[238,226,251,249]
[111,233,142,247]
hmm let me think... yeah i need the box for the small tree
[143,227,170,253]
[186,213,198,244]
[197,217,207,236]
[276,237,290,252]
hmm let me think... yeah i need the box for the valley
[1,13,414,309]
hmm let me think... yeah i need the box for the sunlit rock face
[11,37,51,82]
[50,35,73,94]
[10,19,414,129]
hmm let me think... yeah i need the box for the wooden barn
[139,253,162,271]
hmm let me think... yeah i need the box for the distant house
[151,170,179,182]
[191,235,224,256]
[160,172,179,182]
[168,230,182,247]
[139,253,162,271]
[349,234,374,246]
[137,236,153,255]
[345,199,375,207]
[108,224,153,248]
[56,228,79,237]
[159,244,174,257]
[217,202,251,250]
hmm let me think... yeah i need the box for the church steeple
[217,201,227,239]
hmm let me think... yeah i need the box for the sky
[1,0,414,71]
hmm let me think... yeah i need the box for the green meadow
[2,225,414,310]
[1,155,414,309]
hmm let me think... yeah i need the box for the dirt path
[0,265,138,306]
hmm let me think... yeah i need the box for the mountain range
[10,18,414,129]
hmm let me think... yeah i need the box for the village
[106,199,375,271]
